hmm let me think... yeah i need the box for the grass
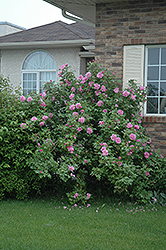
[0,195,165,250]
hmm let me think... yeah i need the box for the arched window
[22,51,56,95]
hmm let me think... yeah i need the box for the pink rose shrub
[7,60,163,204]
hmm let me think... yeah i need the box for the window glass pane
[147,98,158,114]
[147,82,158,96]
[23,73,28,80]
[160,82,166,96]
[161,48,166,64]
[160,97,166,114]
[148,48,159,65]
[28,81,32,89]
[23,73,37,95]
[148,66,159,80]
[23,81,28,89]
[33,81,36,89]
[22,51,56,70]
[33,73,37,80]
[161,66,166,80]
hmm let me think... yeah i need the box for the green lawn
[0,196,165,250]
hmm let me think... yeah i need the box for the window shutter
[123,45,145,89]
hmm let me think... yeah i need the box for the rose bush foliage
[0,60,165,204]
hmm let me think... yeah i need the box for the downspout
[62,9,95,27]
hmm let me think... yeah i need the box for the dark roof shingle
[0,21,95,43]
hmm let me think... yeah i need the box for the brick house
[45,0,166,155]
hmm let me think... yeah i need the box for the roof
[0,21,95,43]
[0,21,26,31]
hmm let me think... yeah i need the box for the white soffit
[44,0,97,23]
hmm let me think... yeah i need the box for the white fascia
[0,39,95,50]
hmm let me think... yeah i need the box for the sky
[0,0,73,30]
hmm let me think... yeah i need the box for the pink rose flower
[67,145,74,153]
[31,116,37,121]
[72,112,79,116]
[20,123,26,129]
[116,137,121,144]
[140,86,145,91]
[74,193,79,198]
[86,193,91,199]
[78,75,83,81]
[42,115,48,121]
[78,117,85,123]
[87,128,93,134]
[27,96,33,102]
[20,95,26,101]
[130,133,136,140]
[114,87,119,93]
[97,72,104,78]
[88,81,93,87]
[71,87,75,92]
[103,109,107,113]
[60,64,65,70]
[99,121,105,125]
[126,123,133,129]
[76,103,82,109]
[123,90,130,97]
[144,152,150,159]
[145,171,150,176]
[94,83,100,90]
[95,90,101,96]
[97,100,103,106]
[69,104,75,110]
[131,94,136,101]
[68,165,75,172]
[49,113,54,118]
[111,134,117,141]
[39,122,45,126]
[101,85,107,92]
[77,127,82,132]
[134,125,139,130]
[117,109,123,115]
[69,93,75,100]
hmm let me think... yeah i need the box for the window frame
[145,45,166,116]
[21,50,56,95]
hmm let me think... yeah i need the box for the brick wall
[96,0,166,155]
[143,117,166,155]
[96,0,166,78]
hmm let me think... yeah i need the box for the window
[22,51,56,95]
[145,46,166,114]
[123,45,166,115]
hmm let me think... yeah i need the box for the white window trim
[21,51,56,94]
[144,45,166,116]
